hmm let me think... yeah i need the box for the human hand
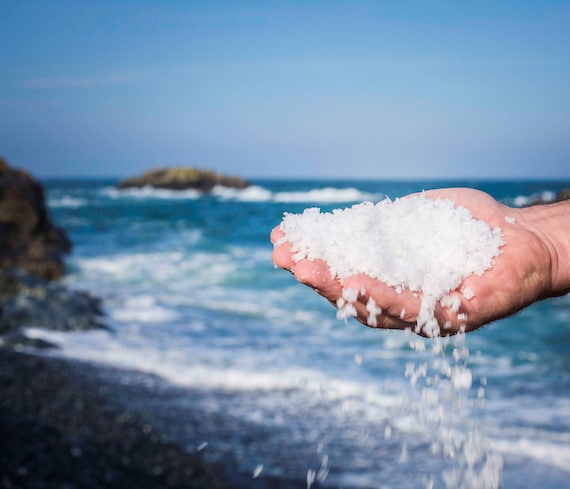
[271,188,565,335]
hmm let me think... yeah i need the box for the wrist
[518,199,570,298]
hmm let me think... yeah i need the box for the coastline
[0,348,308,489]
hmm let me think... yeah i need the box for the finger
[350,297,412,330]
[270,226,285,244]
[272,241,296,270]
[292,258,343,300]
[343,274,422,322]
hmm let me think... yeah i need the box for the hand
[271,188,566,335]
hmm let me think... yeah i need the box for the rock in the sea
[117,166,249,192]
[555,188,570,202]
[0,269,105,334]
[521,187,570,206]
[0,157,71,280]
[0,158,105,348]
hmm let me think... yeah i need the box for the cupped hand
[271,188,555,335]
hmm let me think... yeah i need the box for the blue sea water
[36,178,570,488]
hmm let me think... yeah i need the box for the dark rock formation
[0,157,71,280]
[0,269,105,343]
[520,187,570,207]
[117,166,250,192]
[555,188,570,202]
[0,158,105,348]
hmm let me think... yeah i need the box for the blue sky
[1,1,569,179]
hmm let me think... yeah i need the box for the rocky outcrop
[0,157,71,280]
[117,166,249,192]
[0,269,105,347]
[555,188,570,202]
[0,158,105,348]
[520,187,570,207]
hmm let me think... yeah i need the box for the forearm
[518,199,570,298]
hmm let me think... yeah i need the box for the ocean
[34,178,570,488]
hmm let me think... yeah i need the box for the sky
[1,0,569,179]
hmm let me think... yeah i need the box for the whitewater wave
[214,185,383,203]
[24,324,570,477]
[101,184,382,204]
[101,186,202,200]
[508,191,557,207]
[48,196,88,208]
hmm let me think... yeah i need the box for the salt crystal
[306,469,316,489]
[278,194,503,336]
[440,294,461,313]
[336,302,357,320]
[365,297,382,326]
[342,287,359,303]
[505,216,516,224]
[451,366,473,390]
[252,464,263,478]
[462,287,475,300]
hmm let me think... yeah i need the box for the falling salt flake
[336,302,357,320]
[451,366,473,390]
[365,297,382,326]
[278,194,503,337]
[196,441,208,451]
[399,443,409,464]
[252,464,264,479]
[317,455,329,483]
[399,307,406,319]
[440,294,461,313]
[354,353,363,365]
[306,468,316,489]
[409,339,426,352]
[505,215,516,224]
[384,425,393,440]
[342,287,359,303]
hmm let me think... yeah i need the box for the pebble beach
[0,348,308,489]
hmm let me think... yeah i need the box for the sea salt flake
[278,194,503,337]
[342,287,359,303]
[365,297,382,326]
[252,464,263,478]
[337,303,357,320]
[462,287,475,300]
[451,367,473,390]
[440,294,461,313]
[306,469,316,489]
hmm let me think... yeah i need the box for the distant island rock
[117,166,250,192]
[0,158,104,349]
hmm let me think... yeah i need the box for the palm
[271,188,553,334]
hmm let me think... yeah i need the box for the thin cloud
[19,73,132,90]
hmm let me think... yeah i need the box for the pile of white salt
[277,194,504,336]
